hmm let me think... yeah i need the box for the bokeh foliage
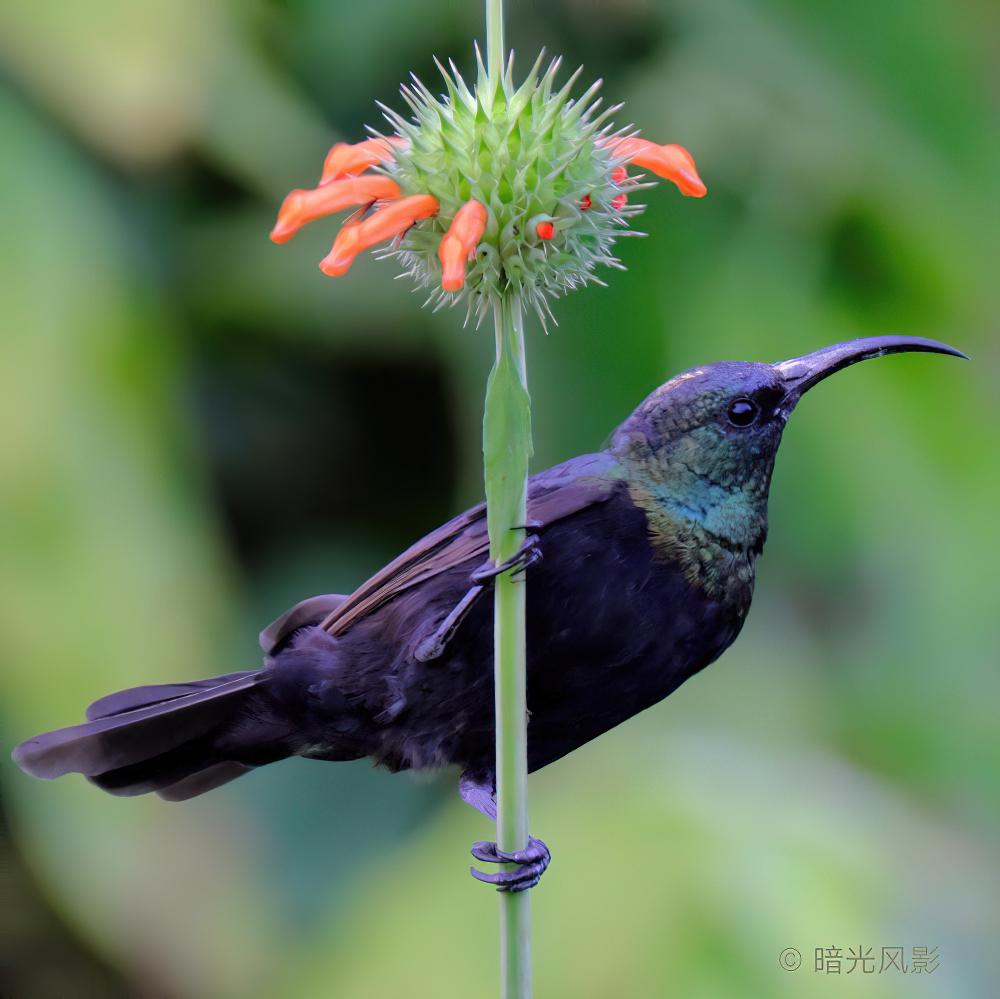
[0,1,997,996]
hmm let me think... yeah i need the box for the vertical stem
[483,295,532,999]
[485,0,505,82]
[483,7,529,995]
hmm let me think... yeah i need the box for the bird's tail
[11,670,289,801]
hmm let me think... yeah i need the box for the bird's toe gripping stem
[413,531,542,663]
[470,531,543,586]
[470,836,551,893]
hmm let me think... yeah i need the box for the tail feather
[90,737,287,800]
[156,761,254,802]
[12,671,266,782]
[12,627,356,801]
[86,671,253,720]
[88,737,222,797]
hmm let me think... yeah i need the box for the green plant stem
[483,6,531,995]
[486,0,505,82]
[483,293,532,999]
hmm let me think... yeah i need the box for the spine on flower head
[439,200,488,291]
[320,194,439,276]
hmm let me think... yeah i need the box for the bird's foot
[413,585,483,662]
[470,533,542,586]
[414,528,543,662]
[470,836,551,893]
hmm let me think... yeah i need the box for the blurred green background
[1,0,997,996]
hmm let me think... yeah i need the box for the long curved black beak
[774,335,968,412]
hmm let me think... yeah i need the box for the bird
[12,335,965,892]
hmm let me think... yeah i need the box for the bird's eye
[727,398,759,427]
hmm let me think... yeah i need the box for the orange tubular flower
[319,194,439,276]
[320,136,409,184]
[270,175,402,244]
[439,199,488,291]
[604,138,707,198]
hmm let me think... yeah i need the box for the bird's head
[612,335,966,552]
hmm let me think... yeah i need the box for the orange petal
[439,199,488,291]
[270,175,402,244]
[320,136,408,185]
[320,194,439,277]
[605,138,707,198]
[319,220,365,276]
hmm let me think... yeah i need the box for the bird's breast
[515,492,755,770]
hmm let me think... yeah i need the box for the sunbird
[12,335,964,891]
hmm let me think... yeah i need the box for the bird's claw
[414,534,543,662]
[470,534,542,586]
[512,520,543,532]
[469,836,551,893]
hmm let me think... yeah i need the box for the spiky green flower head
[382,50,640,325]
[270,48,706,327]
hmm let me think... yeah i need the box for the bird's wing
[259,593,347,654]
[317,452,623,638]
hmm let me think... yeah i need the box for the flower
[271,50,706,324]
[440,199,489,291]
[601,138,707,198]
[270,175,402,244]
[319,194,439,276]
[320,136,408,185]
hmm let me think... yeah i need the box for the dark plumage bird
[12,335,964,891]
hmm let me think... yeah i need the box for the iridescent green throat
[611,414,778,596]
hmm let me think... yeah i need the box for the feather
[259,593,347,655]
[317,453,623,637]
[156,762,254,801]
[12,672,265,780]
[86,671,253,720]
